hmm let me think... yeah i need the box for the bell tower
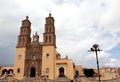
[42,13,57,79]
[43,13,56,47]
[17,16,31,47]
[14,16,31,79]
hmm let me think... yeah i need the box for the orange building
[100,67,119,80]
[0,66,13,77]
[117,68,120,75]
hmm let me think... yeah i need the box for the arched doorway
[8,69,13,74]
[2,69,8,75]
[59,67,65,77]
[30,67,36,77]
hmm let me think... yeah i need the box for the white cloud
[0,0,120,68]
[105,58,120,67]
[74,51,111,68]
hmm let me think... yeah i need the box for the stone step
[55,77,71,82]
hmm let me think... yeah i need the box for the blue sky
[108,44,120,60]
[0,0,120,68]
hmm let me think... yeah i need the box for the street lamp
[90,44,102,82]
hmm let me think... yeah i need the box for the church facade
[14,13,75,80]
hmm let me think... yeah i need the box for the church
[13,13,75,80]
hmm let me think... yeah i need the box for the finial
[26,16,29,20]
[66,55,68,59]
[35,31,38,35]
[49,13,51,17]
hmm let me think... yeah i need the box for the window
[17,68,20,73]
[46,27,48,32]
[45,36,47,43]
[18,55,22,60]
[46,68,49,73]
[51,19,53,23]
[46,53,49,58]
[21,38,25,45]
[23,38,25,41]
[49,27,51,32]
[33,55,36,60]
[49,36,51,42]
[19,39,21,43]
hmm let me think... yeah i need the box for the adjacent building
[0,66,13,77]
[100,67,119,80]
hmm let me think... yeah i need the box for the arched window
[45,36,47,43]
[19,38,21,43]
[17,68,20,73]
[22,38,25,45]
[46,53,49,58]
[33,55,36,60]
[49,27,51,32]
[18,55,22,60]
[51,19,53,23]
[49,36,51,43]
[46,27,48,32]
[46,68,49,73]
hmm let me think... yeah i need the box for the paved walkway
[80,77,120,82]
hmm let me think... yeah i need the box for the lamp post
[90,44,101,82]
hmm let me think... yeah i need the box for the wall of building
[55,59,74,80]
[42,46,56,79]
[75,65,84,76]
[0,66,13,77]
[117,68,120,75]
[14,48,26,79]
[100,67,120,80]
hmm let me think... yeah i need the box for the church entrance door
[30,67,36,77]
[59,67,65,77]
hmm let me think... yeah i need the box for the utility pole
[90,44,102,82]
